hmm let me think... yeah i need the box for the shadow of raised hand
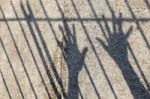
[56,22,88,99]
[58,24,88,73]
[96,13,132,64]
[96,13,150,99]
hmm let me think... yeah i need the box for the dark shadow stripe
[0,17,150,22]
[0,69,12,99]
[20,2,61,98]
[86,0,108,42]
[27,0,67,97]
[10,2,52,99]
[128,44,150,91]
[124,0,150,91]
[124,0,150,49]
[0,39,25,99]
[144,0,150,11]
[0,6,38,99]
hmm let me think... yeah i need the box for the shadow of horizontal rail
[0,17,150,22]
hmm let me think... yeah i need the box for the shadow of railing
[10,2,52,98]
[20,1,63,98]
[0,7,38,99]
[124,0,150,49]
[0,0,150,99]
[0,38,24,99]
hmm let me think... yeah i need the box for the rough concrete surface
[0,0,150,99]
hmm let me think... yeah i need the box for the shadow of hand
[56,23,88,72]
[56,23,88,98]
[96,13,133,62]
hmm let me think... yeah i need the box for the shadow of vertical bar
[20,2,62,98]
[25,0,67,98]
[28,1,66,98]
[0,38,25,99]
[0,69,12,99]
[144,0,150,11]
[10,2,52,99]
[124,0,150,49]
[0,6,38,99]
